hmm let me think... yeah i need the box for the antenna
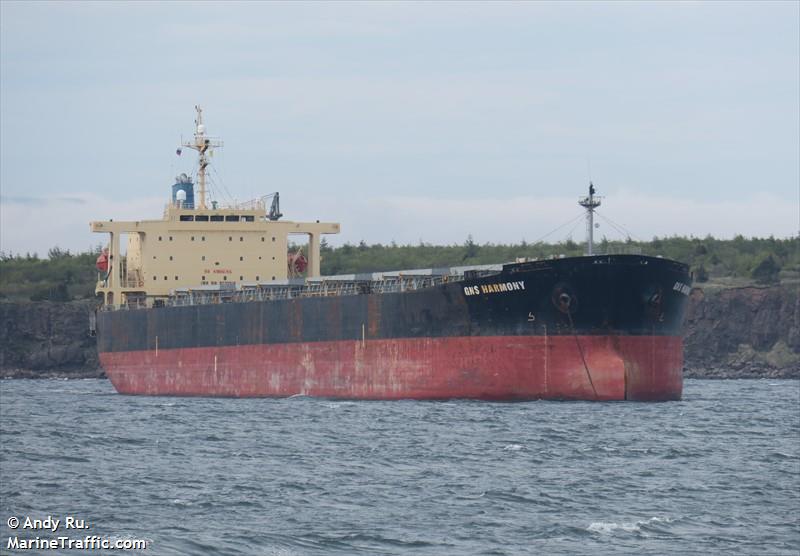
[578,182,602,255]
[181,106,223,210]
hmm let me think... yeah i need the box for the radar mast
[181,106,223,210]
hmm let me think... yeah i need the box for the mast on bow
[578,182,602,256]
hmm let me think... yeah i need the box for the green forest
[0,235,797,301]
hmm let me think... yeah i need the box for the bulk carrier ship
[91,107,692,401]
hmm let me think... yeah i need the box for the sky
[1,1,798,256]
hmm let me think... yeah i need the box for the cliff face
[0,300,102,378]
[683,285,799,378]
[0,285,798,379]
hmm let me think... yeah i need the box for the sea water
[1,379,798,555]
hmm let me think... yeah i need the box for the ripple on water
[0,378,798,556]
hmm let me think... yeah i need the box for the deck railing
[164,272,481,308]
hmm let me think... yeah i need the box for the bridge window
[180,215,194,222]
[210,215,223,222]
[225,215,239,222]
[175,276,179,280]
[195,215,209,222]
[243,215,254,222]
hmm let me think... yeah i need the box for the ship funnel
[172,173,195,209]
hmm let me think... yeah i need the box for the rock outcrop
[0,284,798,379]
[683,284,799,378]
[0,300,103,378]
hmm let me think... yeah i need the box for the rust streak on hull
[101,335,683,401]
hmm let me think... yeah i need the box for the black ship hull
[97,255,692,400]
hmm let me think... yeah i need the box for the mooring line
[567,310,598,399]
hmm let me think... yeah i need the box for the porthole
[158,236,162,241]
[175,276,178,280]
[239,237,243,242]
[163,276,168,281]
[169,256,173,261]
[261,237,265,242]
[272,237,276,242]
[202,256,206,261]
[256,276,260,281]
[239,275,243,281]
[229,236,232,242]
[239,256,244,261]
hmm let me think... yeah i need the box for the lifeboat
[95,250,109,273]
[288,251,307,276]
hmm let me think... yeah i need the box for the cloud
[282,191,799,246]
[1,190,795,258]
[0,193,164,256]
[0,195,87,206]
[55,196,87,205]
[0,195,39,205]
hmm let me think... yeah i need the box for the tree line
[1,235,796,301]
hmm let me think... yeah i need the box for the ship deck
[101,254,689,311]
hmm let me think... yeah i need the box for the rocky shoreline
[1,368,106,379]
[1,284,797,380]
[683,284,798,379]
[0,300,102,380]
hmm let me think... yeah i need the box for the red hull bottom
[100,336,683,401]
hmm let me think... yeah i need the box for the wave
[587,516,673,534]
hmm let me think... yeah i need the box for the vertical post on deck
[307,232,320,278]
